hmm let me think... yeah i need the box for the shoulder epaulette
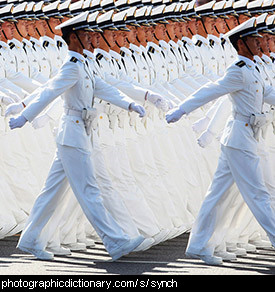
[9,42,15,50]
[182,40,187,48]
[96,53,103,61]
[70,57,78,63]
[57,40,63,48]
[195,40,202,47]
[209,39,215,47]
[148,46,155,54]
[120,50,125,57]
[235,60,246,67]
[43,40,49,48]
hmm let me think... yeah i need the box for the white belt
[65,108,82,118]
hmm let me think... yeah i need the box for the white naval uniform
[194,54,275,252]
[8,38,29,75]
[192,34,219,81]
[129,43,153,87]
[181,36,204,76]
[207,34,226,77]
[86,49,172,237]
[220,34,238,69]
[22,38,48,84]
[181,55,275,256]
[119,47,140,83]
[177,39,210,86]
[0,40,41,95]
[40,36,63,71]
[146,41,183,104]
[30,37,55,79]
[168,39,202,91]
[44,49,146,243]
[55,35,68,64]
[17,50,138,256]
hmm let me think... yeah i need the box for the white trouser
[186,145,275,256]
[91,129,140,238]
[98,113,160,237]
[124,118,175,230]
[18,143,130,254]
[216,138,275,251]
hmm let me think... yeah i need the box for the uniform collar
[192,34,208,45]
[94,48,111,60]
[42,35,56,45]
[0,41,9,49]
[120,46,132,56]
[22,38,32,48]
[54,35,66,44]
[9,38,23,48]
[139,44,147,52]
[239,55,256,70]
[261,54,272,65]
[147,41,160,52]
[168,40,178,49]
[67,50,86,63]
[159,40,169,50]
[30,37,40,46]
[109,49,121,60]
[182,36,193,45]
[253,55,264,67]
[83,49,95,61]
[208,34,221,44]
[129,43,142,54]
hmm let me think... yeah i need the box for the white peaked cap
[55,10,91,31]
[224,17,261,42]
[266,14,275,26]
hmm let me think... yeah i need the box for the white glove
[165,106,185,123]
[192,116,210,134]
[129,102,146,118]
[0,96,15,106]
[5,102,24,117]
[197,129,215,148]
[146,91,169,112]
[32,113,51,129]
[9,115,27,130]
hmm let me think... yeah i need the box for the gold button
[76,120,79,123]
[100,116,103,119]
[256,89,259,92]
[245,123,248,127]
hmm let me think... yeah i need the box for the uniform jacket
[22,50,133,151]
[40,36,63,71]
[180,55,275,152]
[192,34,219,81]
[30,37,56,79]
[129,43,153,86]
[0,42,41,95]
